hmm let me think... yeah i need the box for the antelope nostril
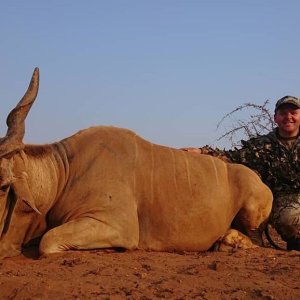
[0,184,9,192]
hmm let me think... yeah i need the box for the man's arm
[181,145,232,163]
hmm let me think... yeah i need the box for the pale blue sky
[1,1,300,149]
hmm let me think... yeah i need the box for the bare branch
[217,99,275,147]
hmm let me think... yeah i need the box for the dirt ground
[0,231,299,300]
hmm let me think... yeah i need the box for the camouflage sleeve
[226,147,247,164]
[182,142,264,172]
[192,146,232,163]
[226,139,265,174]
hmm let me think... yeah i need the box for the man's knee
[271,198,300,240]
[274,224,300,241]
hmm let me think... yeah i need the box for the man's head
[274,96,300,138]
[275,96,300,112]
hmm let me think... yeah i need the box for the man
[184,95,300,251]
[227,95,300,251]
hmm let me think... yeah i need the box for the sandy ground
[0,231,299,300]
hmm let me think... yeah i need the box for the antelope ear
[11,178,41,215]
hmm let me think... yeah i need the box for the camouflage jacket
[226,129,300,197]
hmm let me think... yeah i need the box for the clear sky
[1,1,300,149]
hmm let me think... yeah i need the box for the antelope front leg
[39,217,139,256]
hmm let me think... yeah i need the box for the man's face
[274,104,300,137]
